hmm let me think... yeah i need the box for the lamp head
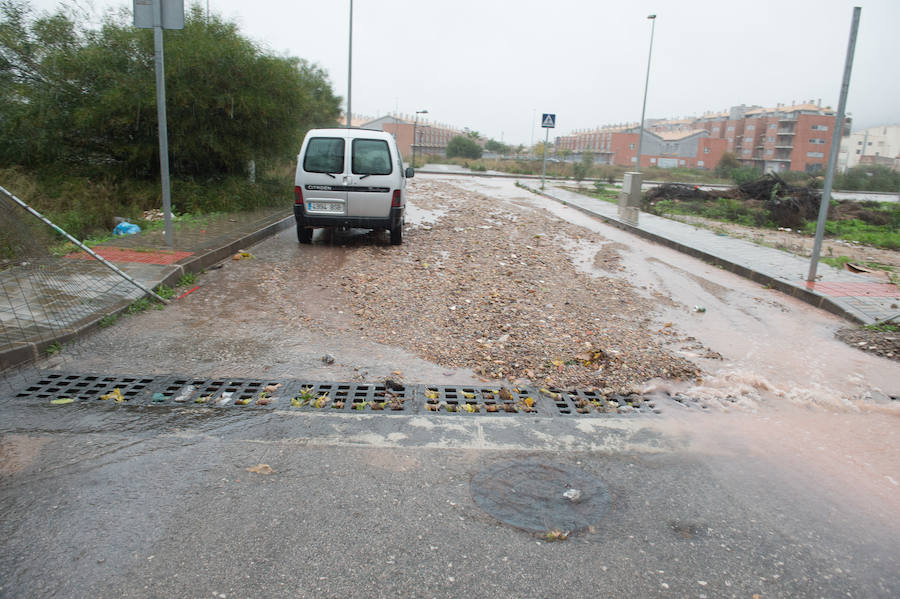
[648,14,656,19]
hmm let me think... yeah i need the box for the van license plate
[308,202,342,212]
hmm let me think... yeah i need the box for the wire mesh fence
[0,186,149,386]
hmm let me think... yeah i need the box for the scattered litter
[245,464,274,475]
[50,398,74,405]
[231,250,254,260]
[322,354,335,365]
[693,306,707,313]
[563,488,583,502]
[172,385,194,403]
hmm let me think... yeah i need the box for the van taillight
[294,186,303,206]
[391,189,401,207]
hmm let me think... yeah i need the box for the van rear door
[301,135,348,215]
[346,137,394,218]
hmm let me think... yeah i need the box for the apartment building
[558,102,847,173]
[361,114,464,159]
[838,125,900,171]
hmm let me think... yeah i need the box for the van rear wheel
[390,225,402,245]
[297,225,312,244]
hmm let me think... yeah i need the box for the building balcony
[775,144,793,149]
[778,116,798,122]
[777,130,795,135]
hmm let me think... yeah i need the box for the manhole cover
[471,458,610,534]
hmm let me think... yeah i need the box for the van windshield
[304,138,344,174]
[351,139,392,176]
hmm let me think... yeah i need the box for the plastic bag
[113,221,141,236]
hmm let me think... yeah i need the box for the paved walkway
[526,181,899,325]
[1,208,293,371]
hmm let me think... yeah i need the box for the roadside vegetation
[0,2,341,242]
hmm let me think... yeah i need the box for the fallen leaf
[246,464,274,475]
[263,384,281,393]
[51,398,74,405]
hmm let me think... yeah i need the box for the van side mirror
[405,167,415,178]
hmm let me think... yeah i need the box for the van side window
[352,139,392,176]
[304,138,344,173]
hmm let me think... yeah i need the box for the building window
[629,143,635,150]
[807,152,825,158]
[712,127,720,133]
[650,158,656,163]
[698,160,705,167]
[744,137,752,143]
[703,147,710,154]
[767,137,775,142]
[743,149,751,155]
[857,140,862,145]
[768,123,776,129]
[766,149,773,155]
[810,138,826,144]
[747,125,755,131]
[727,126,735,131]
[856,149,861,154]
[811,124,829,131]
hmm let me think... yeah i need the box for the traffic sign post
[134,0,184,247]
[540,113,555,190]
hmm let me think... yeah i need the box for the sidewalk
[1,208,293,371]
[528,182,899,325]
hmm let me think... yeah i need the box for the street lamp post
[346,0,353,128]
[634,13,656,173]
[412,109,428,168]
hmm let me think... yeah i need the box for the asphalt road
[1,177,898,598]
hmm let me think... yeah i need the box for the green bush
[446,136,483,159]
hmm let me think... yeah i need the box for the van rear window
[304,138,344,174]
[352,139,392,176]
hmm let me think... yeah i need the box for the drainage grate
[422,385,538,414]
[14,372,157,402]
[9,373,663,416]
[152,377,284,407]
[540,388,656,415]
[285,382,414,413]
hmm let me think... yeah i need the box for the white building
[839,125,900,171]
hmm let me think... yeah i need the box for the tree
[714,151,740,178]
[0,2,342,177]
[446,135,482,159]
[484,139,510,154]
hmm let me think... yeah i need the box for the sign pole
[807,6,861,282]
[541,127,550,190]
[152,0,174,247]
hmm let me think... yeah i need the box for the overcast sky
[30,0,900,145]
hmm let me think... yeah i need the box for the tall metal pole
[540,127,550,190]
[153,0,174,247]
[346,0,353,128]
[634,14,656,173]
[807,6,861,282]
[412,113,418,169]
[530,109,535,158]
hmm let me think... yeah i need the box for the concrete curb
[519,183,867,325]
[1,215,295,373]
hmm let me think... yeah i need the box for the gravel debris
[305,179,700,393]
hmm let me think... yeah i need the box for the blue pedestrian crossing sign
[541,113,556,128]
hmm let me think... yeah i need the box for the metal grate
[152,377,284,407]
[8,373,661,416]
[542,388,658,415]
[422,385,538,414]
[285,382,414,413]
[14,372,157,402]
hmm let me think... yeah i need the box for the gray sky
[30,0,900,145]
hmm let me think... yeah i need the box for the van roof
[305,127,395,141]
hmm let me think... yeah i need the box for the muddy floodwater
[1,175,898,598]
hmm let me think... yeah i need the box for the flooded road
[1,174,898,597]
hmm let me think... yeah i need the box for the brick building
[361,114,464,159]
[557,102,848,173]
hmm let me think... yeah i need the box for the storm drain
[9,372,663,417]
[14,373,156,402]
[471,458,610,535]
[422,385,537,414]
[283,381,414,413]
[540,387,658,415]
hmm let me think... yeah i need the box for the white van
[293,128,413,245]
